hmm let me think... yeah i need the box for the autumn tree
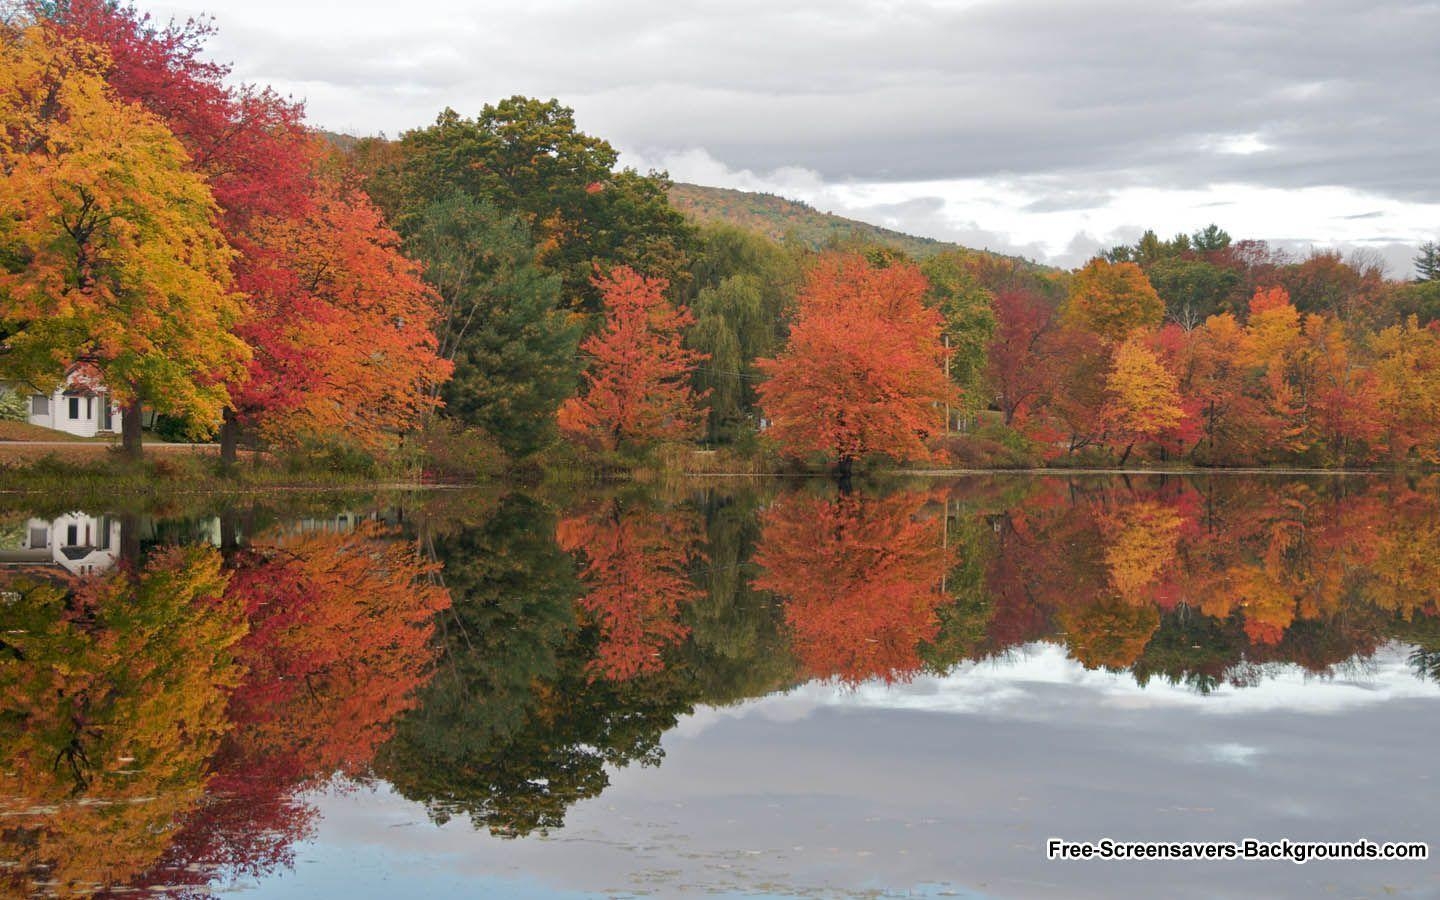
[1101,333,1186,463]
[0,23,248,456]
[38,0,311,226]
[1370,316,1440,461]
[230,173,451,458]
[1064,258,1164,342]
[756,254,956,474]
[558,266,707,453]
[985,287,1057,425]
[37,1,453,464]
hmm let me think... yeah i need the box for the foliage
[406,192,580,457]
[0,546,246,894]
[684,224,801,443]
[359,97,694,312]
[754,487,954,683]
[921,250,998,415]
[238,173,450,450]
[756,254,956,469]
[557,495,704,681]
[0,387,28,421]
[1063,258,1164,342]
[0,22,248,431]
[558,267,707,454]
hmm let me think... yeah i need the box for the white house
[0,513,121,577]
[9,362,119,438]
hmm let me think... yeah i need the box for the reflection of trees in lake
[0,513,451,896]
[980,476,1440,681]
[7,476,1440,888]
[755,488,955,685]
[133,521,449,895]
[378,492,702,837]
[0,547,244,896]
[557,495,704,682]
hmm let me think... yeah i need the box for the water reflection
[2,475,1439,895]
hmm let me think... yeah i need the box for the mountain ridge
[668,182,1047,269]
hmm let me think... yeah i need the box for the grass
[0,447,435,506]
[0,421,100,442]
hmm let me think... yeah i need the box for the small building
[10,362,119,438]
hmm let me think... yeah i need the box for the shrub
[0,389,28,423]
[418,421,504,483]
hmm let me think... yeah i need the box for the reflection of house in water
[283,512,373,535]
[0,514,121,576]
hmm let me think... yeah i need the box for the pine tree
[1416,241,1440,282]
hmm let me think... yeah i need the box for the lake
[3,474,1439,898]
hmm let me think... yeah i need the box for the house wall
[24,388,118,438]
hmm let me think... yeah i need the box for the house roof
[64,361,106,392]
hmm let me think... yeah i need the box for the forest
[4,1,1440,477]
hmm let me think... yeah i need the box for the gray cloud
[186,0,1440,202]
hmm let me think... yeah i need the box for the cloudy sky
[150,0,1440,271]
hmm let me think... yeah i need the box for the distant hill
[668,182,1044,268]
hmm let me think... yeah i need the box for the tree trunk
[1118,441,1135,466]
[219,407,240,468]
[833,454,854,492]
[120,398,144,460]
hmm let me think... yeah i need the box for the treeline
[4,1,1439,475]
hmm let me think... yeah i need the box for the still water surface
[3,475,1439,898]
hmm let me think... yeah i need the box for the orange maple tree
[755,254,956,473]
[558,266,707,451]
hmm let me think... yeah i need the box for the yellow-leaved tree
[1101,334,1185,463]
[0,23,247,456]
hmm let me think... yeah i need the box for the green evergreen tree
[406,193,581,457]
[1416,240,1440,282]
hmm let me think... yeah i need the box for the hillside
[669,182,1042,268]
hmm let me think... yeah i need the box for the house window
[68,397,80,419]
[28,526,47,548]
[86,397,93,418]
[66,524,78,546]
[31,396,48,417]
